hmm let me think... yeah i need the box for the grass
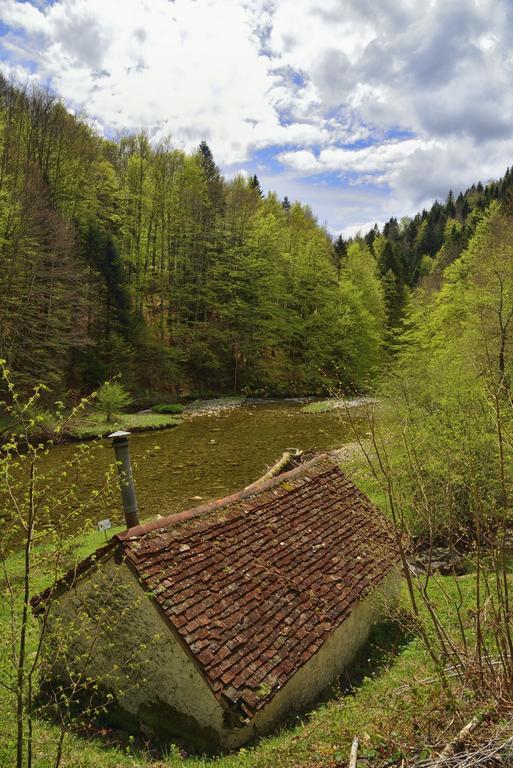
[0,452,502,767]
[151,404,185,415]
[65,411,182,439]
[0,542,483,768]
[301,399,341,414]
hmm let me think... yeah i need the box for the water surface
[42,401,364,529]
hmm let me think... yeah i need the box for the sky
[1,0,512,236]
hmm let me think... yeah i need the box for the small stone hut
[33,455,400,751]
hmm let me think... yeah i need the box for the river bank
[3,395,376,446]
[61,411,182,441]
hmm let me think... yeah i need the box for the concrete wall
[246,568,401,746]
[44,560,400,751]
[45,556,228,750]
[214,568,401,749]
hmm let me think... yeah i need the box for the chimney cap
[108,430,131,439]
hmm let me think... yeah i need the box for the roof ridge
[31,454,335,615]
[115,453,332,541]
[129,467,345,562]
[32,453,400,722]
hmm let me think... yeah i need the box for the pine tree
[332,235,347,279]
[249,174,263,197]
[198,140,220,182]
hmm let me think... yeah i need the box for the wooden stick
[349,735,359,768]
[435,715,483,765]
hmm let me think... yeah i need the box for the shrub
[96,381,133,422]
[151,403,184,415]
[26,408,58,438]
[301,400,335,414]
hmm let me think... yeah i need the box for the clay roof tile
[118,455,399,717]
[32,454,399,719]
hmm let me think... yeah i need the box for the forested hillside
[372,196,513,543]
[0,78,387,400]
[337,165,513,337]
[2,76,512,403]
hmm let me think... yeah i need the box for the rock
[410,547,470,575]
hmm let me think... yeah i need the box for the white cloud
[279,139,438,179]
[0,0,47,34]
[277,149,320,173]
[0,0,308,163]
[2,0,513,232]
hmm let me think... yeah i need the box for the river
[39,400,365,531]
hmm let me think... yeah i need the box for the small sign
[97,518,112,532]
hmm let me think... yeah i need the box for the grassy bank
[0,446,504,767]
[0,532,488,768]
[64,411,182,440]
[300,397,377,414]
[65,394,247,438]
[0,409,183,444]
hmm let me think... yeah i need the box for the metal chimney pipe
[109,431,140,529]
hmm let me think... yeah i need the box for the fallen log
[349,736,359,768]
[244,450,301,492]
[434,714,483,766]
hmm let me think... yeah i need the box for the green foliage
[0,77,389,400]
[151,403,184,414]
[20,407,58,438]
[1,77,512,399]
[68,410,180,439]
[361,204,513,715]
[95,382,133,422]
[357,168,513,335]
[376,201,513,543]
[301,399,338,413]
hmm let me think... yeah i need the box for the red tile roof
[32,455,398,720]
[116,455,399,719]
